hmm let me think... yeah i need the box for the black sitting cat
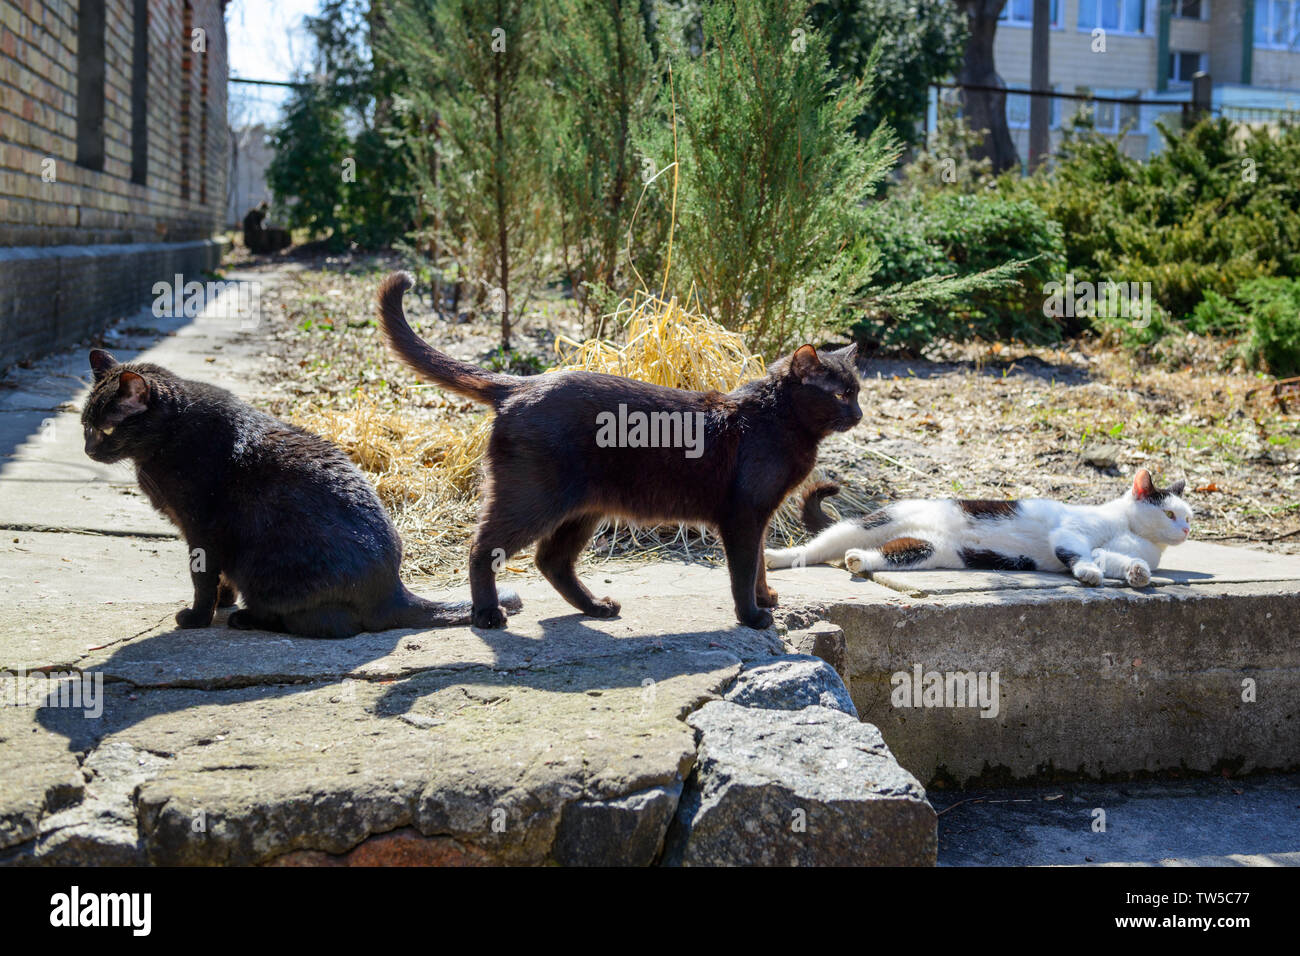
[81,349,517,638]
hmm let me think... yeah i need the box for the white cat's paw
[844,549,868,575]
[1125,560,1151,588]
[1073,562,1104,587]
[764,548,795,569]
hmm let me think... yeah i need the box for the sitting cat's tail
[383,586,523,629]
[800,481,841,534]
[377,272,519,407]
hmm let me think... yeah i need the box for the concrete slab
[934,775,1300,866]
[0,268,283,536]
[871,541,1300,596]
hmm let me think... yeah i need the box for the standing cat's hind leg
[535,515,620,619]
[217,574,239,608]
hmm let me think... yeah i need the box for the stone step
[773,543,1300,786]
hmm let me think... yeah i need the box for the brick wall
[0,0,229,368]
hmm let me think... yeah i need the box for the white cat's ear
[1168,478,1186,496]
[1132,468,1156,500]
[790,344,823,380]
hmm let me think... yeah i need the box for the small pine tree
[544,0,662,323]
[267,81,351,241]
[666,0,899,357]
[382,0,550,348]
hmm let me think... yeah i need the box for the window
[181,1,192,200]
[1007,85,1061,129]
[1168,51,1208,84]
[1076,89,1142,133]
[199,33,208,205]
[1255,0,1299,48]
[1000,0,1061,26]
[75,0,106,170]
[1173,0,1208,19]
[130,0,148,185]
[1078,0,1145,33]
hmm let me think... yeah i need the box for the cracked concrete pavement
[0,267,932,865]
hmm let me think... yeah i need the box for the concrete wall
[0,0,229,369]
[1254,48,1300,89]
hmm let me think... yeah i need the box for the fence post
[1190,71,1212,124]
[1029,0,1051,171]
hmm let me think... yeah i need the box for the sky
[225,0,322,128]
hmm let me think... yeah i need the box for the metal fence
[928,77,1300,169]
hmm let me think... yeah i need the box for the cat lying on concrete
[765,470,1192,588]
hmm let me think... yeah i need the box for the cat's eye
[834,392,846,400]
[1164,509,1174,519]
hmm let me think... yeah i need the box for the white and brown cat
[765,469,1192,587]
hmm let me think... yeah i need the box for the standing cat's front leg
[176,541,223,628]
[1092,548,1151,587]
[755,522,779,608]
[1051,531,1103,586]
[720,516,772,629]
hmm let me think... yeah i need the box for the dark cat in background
[377,271,863,630]
[81,349,518,638]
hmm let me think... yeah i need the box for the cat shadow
[34,610,763,751]
[860,353,1092,386]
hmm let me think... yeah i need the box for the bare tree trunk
[493,0,511,350]
[955,0,1019,174]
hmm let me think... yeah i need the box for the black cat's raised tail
[377,272,518,406]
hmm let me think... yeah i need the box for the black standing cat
[377,271,862,630]
[80,349,518,638]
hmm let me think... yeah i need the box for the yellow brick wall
[0,0,228,246]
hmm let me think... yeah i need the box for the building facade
[0,0,229,369]
[987,0,1300,160]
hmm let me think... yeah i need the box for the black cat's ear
[1168,478,1186,496]
[1132,468,1156,500]
[790,344,822,380]
[116,371,150,416]
[837,342,859,364]
[89,349,118,382]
